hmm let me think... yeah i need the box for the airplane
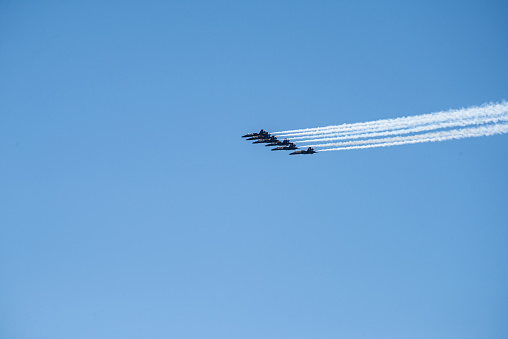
[253,136,278,144]
[289,147,317,155]
[242,129,266,138]
[265,138,290,147]
[246,131,271,140]
[271,143,298,151]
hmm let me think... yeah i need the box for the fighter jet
[246,131,271,140]
[271,142,298,151]
[242,129,266,138]
[253,136,278,144]
[289,147,317,155]
[265,138,290,147]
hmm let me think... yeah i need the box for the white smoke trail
[287,103,507,138]
[298,115,508,146]
[317,123,508,152]
[291,105,507,140]
[276,102,508,139]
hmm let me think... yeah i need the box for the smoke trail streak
[287,104,507,138]
[276,102,508,138]
[290,105,507,140]
[298,115,508,145]
[317,123,508,152]
[278,103,507,137]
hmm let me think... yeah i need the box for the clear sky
[1,1,507,338]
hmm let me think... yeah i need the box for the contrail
[298,114,508,145]
[316,123,508,152]
[276,102,508,139]
[281,103,507,138]
[291,105,507,141]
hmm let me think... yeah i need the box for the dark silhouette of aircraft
[242,129,266,138]
[253,136,278,144]
[246,131,271,140]
[271,143,298,151]
[289,147,317,155]
[265,138,290,147]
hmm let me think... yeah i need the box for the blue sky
[1,1,507,338]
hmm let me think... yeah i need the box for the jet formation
[241,129,317,155]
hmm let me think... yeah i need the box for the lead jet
[242,129,266,138]
[265,138,290,147]
[289,147,317,155]
[271,142,297,151]
[253,136,278,144]
[246,131,271,140]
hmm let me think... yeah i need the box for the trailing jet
[271,142,298,151]
[289,147,317,155]
[265,138,290,147]
[253,136,278,144]
[242,129,266,138]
